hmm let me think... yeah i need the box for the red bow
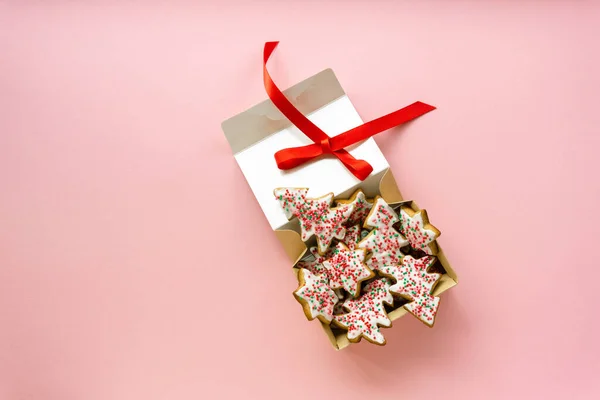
[264,41,436,181]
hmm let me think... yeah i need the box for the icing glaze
[358,197,408,271]
[343,225,361,250]
[364,197,399,227]
[323,242,374,298]
[379,255,441,326]
[273,187,354,254]
[295,225,362,275]
[273,188,312,219]
[336,190,373,226]
[398,206,440,255]
[294,268,339,323]
[334,278,393,345]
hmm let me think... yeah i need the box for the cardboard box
[222,68,458,350]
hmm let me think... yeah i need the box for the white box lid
[222,69,389,231]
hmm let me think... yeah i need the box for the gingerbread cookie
[333,278,394,345]
[293,268,339,324]
[397,204,440,255]
[379,255,441,326]
[342,224,361,250]
[336,189,374,226]
[274,187,354,254]
[323,242,374,298]
[296,224,362,274]
[357,197,408,271]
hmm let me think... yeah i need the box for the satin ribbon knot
[319,138,332,154]
[263,41,436,181]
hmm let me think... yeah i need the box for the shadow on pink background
[1,1,599,399]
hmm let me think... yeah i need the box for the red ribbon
[264,41,436,181]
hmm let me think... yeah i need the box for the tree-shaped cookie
[336,189,373,226]
[274,187,354,254]
[293,268,339,324]
[296,225,362,275]
[333,278,394,345]
[379,255,441,326]
[398,205,440,255]
[323,242,374,298]
[357,197,408,271]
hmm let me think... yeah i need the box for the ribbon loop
[264,42,436,181]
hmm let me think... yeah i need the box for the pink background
[1,1,599,399]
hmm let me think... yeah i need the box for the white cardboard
[234,95,390,230]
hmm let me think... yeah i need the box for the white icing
[364,197,399,227]
[294,268,338,323]
[273,188,309,219]
[338,190,373,226]
[380,255,441,326]
[323,243,373,297]
[334,278,393,344]
[307,203,354,254]
[358,198,408,270]
[398,207,439,255]
[273,187,354,254]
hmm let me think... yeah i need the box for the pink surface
[1,1,599,399]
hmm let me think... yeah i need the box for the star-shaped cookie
[397,204,440,255]
[336,189,374,226]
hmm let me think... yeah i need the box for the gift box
[222,44,458,350]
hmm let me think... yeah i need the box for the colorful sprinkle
[274,188,354,254]
[336,190,374,226]
[379,255,441,326]
[333,278,393,345]
[294,268,339,323]
[398,206,440,255]
[358,197,408,271]
[323,242,374,298]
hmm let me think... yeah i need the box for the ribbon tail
[264,42,373,179]
[330,101,436,150]
[333,151,373,181]
[263,42,329,142]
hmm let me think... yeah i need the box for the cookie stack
[274,187,444,346]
